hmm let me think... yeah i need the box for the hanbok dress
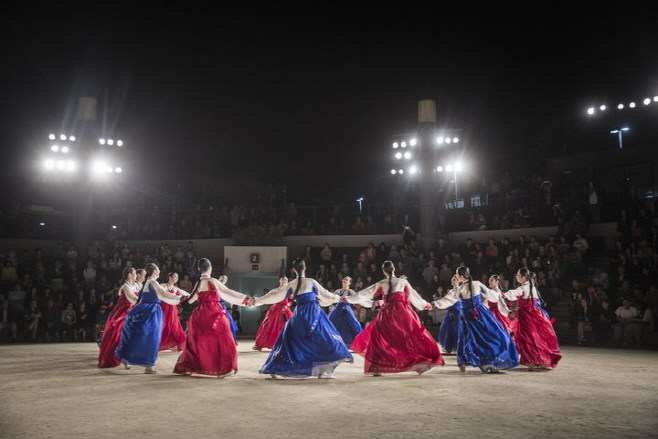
[158,284,186,352]
[433,281,519,371]
[328,288,363,348]
[253,292,293,350]
[255,277,353,378]
[98,282,139,368]
[115,279,181,367]
[173,277,248,376]
[438,288,460,354]
[503,283,561,369]
[350,277,444,374]
[487,287,514,335]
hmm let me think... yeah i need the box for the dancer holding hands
[253,258,353,379]
[173,259,250,377]
[252,276,293,351]
[328,276,363,349]
[158,272,189,352]
[349,260,444,376]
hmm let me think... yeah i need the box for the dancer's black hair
[291,258,306,301]
[382,260,395,302]
[122,267,135,282]
[456,266,474,297]
[191,258,212,295]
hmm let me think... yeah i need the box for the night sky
[4,7,657,205]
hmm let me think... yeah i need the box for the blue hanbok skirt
[456,295,519,369]
[438,303,461,353]
[221,299,239,342]
[328,302,363,348]
[115,290,163,367]
[259,288,353,377]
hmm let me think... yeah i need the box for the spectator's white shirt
[615,306,639,320]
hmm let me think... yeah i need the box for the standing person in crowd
[438,275,461,354]
[158,272,189,352]
[328,276,362,349]
[115,264,181,374]
[253,277,293,351]
[173,258,250,377]
[613,298,639,348]
[24,299,41,342]
[98,268,140,368]
[253,258,352,379]
[350,261,443,376]
[433,267,518,373]
[502,268,561,370]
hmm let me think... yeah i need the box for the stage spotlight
[115,167,122,173]
[599,105,606,111]
[69,135,76,141]
[43,159,55,170]
[395,152,402,159]
[117,140,123,146]
[436,137,444,144]
[51,145,59,152]
[409,138,417,146]
[99,138,106,145]
[392,142,399,149]
[409,165,418,174]
[59,134,67,140]
[587,107,595,115]
[61,146,69,153]
[629,102,636,108]
[618,104,624,109]
[437,166,443,172]
[49,134,56,140]
[391,169,397,174]
[644,98,651,105]
[107,139,114,146]
[404,152,411,160]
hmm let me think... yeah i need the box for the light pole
[610,127,629,149]
[356,197,364,213]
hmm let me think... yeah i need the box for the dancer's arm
[502,284,527,301]
[475,281,499,302]
[346,282,380,307]
[254,282,290,306]
[122,283,139,305]
[315,281,341,307]
[404,280,430,310]
[432,288,460,309]
[212,279,249,306]
[149,280,181,305]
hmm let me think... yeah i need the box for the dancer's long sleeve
[121,283,139,305]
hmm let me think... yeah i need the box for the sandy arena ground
[1,341,657,439]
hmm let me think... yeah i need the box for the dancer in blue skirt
[252,258,353,379]
[438,275,461,354]
[115,263,182,374]
[328,276,362,349]
[432,266,519,374]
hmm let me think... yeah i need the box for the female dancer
[98,267,139,368]
[115,264,181,374]
[135,269,146,290]
[252,276,293,351]
[502,268,561,370]
[487,274,513,335]
[432,266,518,373]
[328,276,363,349]
[438,275,461,354]
[219,275,239,344]
[253,258,353,379]
[173,258,250,377]
[159,272,189,352]
[349,261,444,376]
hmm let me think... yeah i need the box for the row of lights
[49,134,76,142]
[99,138,124,146]
[391,161,465,175]
[587,96,658,115]
[42,159,122,174]
[392,136,460,149]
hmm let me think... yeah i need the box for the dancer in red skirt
[503,268,561,370]
[252,276,293,351]
[158,272,189,352]
[98,268,139,368]
[486,275,513,335]
[350,260,443,375]
[173,258,250,377]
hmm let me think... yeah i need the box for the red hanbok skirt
[159,302,186,352]
[514,298,561,368]
[488,301,513,334]
[253,301,292,350]
[173,288,237,376]
[98,296,132,368]
[351,289,444,374]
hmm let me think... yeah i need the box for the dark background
[4,6,658,205]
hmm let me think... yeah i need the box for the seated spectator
[422,259,439,285]
[60,302,77,341]
[1,299,18,342]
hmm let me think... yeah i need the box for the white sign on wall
[224,246,287,274]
